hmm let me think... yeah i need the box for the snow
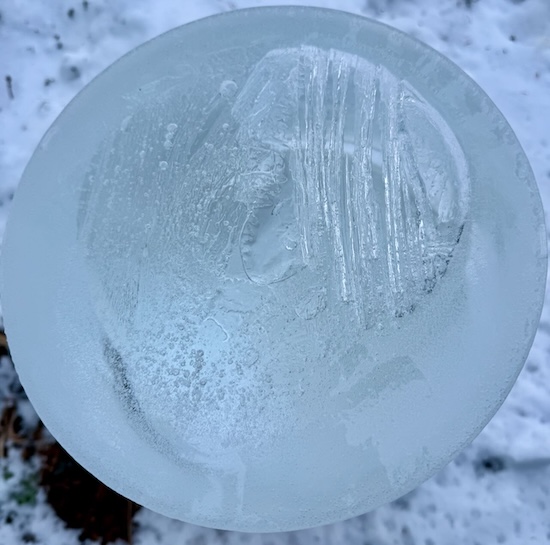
[0,447,81,545]
[1,0,549,543]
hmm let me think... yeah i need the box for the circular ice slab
[0,7,546,532]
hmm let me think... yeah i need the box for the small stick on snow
[5,75,14,99]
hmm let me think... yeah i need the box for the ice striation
[75,45,469,459]
[232,46,469,324]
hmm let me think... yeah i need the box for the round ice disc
[0,6,546,532]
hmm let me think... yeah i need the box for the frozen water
[75,44,470,461]
[234,47,468,323]
[0,6,546,534]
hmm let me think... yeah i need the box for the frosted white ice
[0,6,546,533]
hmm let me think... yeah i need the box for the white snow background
[1,0,550,543]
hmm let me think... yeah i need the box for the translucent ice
[233,47,469,323]
[1,6,546,533]
[73,45,471,472]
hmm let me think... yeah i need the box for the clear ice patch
[232,46,469,325]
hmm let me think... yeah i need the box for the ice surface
[0,5,546,535]
[75,45,470,462]
[234,47,469,323]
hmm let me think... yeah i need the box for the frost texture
[79,46,469,332]
[232,47,469,324]
[76,46,469,461]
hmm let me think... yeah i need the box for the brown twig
[5,75,14,99]
[0,402,17,457]
[0,330,10,357]
[0,402,49,458]
[127,498,133,544]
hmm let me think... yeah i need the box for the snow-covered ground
[1,0,550,543]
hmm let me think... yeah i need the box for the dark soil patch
[40,442,141,544]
